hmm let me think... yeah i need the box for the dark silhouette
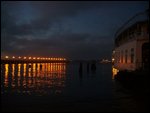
[40,64,42,70]
[87,62,90,73]
[91,62,96,73]
[28,64,32,68]
[79,62,83,75]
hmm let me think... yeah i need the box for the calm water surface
[1,62,148,112]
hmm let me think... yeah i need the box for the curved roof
[115,9,149,39]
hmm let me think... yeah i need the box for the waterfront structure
[113,9,149,71]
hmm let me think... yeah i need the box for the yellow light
[24,57,27,59]
[18,56,21,59]
[112,67,119,79]
[5,56,9,59]
[112,58,115,62]
[29,57,31,59]
[37,57,40,60]
[33,57,36,59]
[12,56,15,59]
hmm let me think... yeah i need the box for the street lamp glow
[112,58,115,62]
[5,56,9,58]
[18,56,21,59]
[12,56,15,59]
[24,57,27,59]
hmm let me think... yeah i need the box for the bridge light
[5,56,9,59]
[37,57,40,60]
[29,57,31,59]
[12,56,15,59]
[24,57,27,59]
[18,56,21,59]
[33,57,36,60]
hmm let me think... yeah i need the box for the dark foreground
[1,63,150,112]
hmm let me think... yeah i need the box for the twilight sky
[1,1,149,60]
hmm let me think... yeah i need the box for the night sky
[1,1,149,60]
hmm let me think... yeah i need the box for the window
[131,48,134,63]
[125,50,128,63]
[121,50,123,63]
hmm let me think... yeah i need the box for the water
[1,62,148,112]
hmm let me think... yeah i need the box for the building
[113,9,149,71]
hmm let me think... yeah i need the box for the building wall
[136,34,149,69]
[113,21,149,71]
[114,40,137,71]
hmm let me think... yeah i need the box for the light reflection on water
[112,66,119,79]
[1,63,66,95]
[1,63,147,112]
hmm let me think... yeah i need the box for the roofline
[115,9,149,38]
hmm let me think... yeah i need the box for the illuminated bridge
[1,56,69,64]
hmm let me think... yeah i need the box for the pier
[1,56,69,64]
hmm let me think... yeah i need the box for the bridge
[1,56,69,64]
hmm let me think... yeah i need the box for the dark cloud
[1,1,148,59]
[1,31,113,59]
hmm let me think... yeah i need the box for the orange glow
[33,57,36,59]
[37,57,40,60]
[29,57,31,59]
[12,56,15,59]
[18,56,21,59]
[24,57,27,59]
[23,64,26,77]
[4,64,9,87]
[1,62,67,95]
[18,64,21,77]
[12,64,15,77]
[5,56,8,58]
[112,66,119,79]
[112,58,115,62]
